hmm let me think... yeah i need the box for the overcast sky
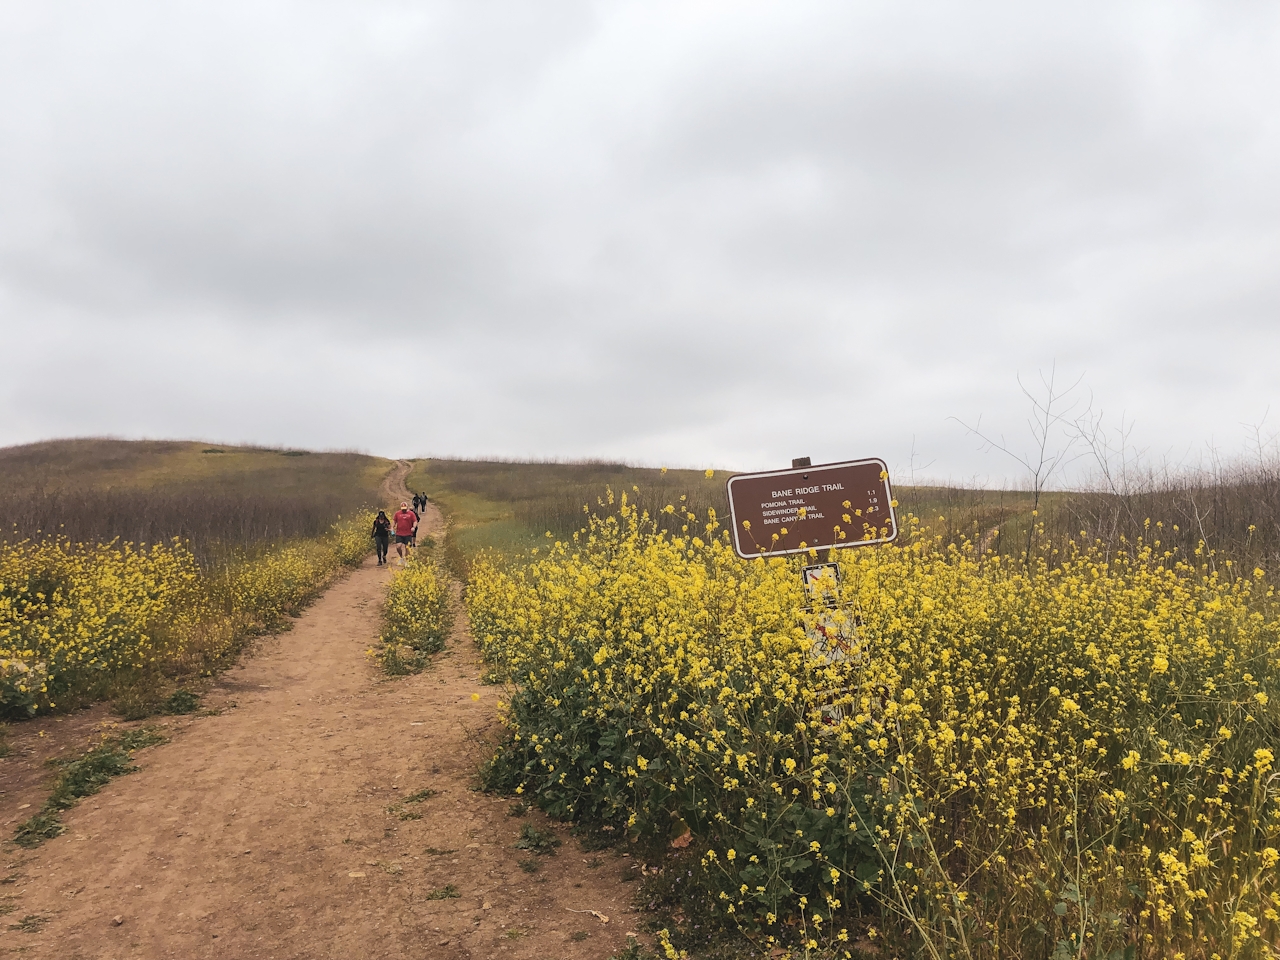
[2,1,1278,483]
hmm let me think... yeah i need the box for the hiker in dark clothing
[372,510,392,565]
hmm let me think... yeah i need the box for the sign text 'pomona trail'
[725,459,898,559]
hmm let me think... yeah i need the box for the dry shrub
[1051,458,1280,572]
[0,438,383,566]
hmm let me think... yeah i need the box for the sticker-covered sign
[801,562,842,608]
[725,458,897,559]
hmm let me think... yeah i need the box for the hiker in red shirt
[392,502,418,565]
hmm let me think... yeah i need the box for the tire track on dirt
[0,462,639,960]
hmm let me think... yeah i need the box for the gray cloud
[3,0,1279,481]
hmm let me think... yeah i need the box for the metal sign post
[726,457,897,726]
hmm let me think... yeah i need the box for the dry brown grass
[1050,459,1280,570]
[0,438,387,563]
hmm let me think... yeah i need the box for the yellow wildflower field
[467,493,1280,958]
[377,555,452,675]
[0,513,372,716]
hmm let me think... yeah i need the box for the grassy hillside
[406,458,1053,570]
[406,459,726,561]
[408,455,1280,573]
[0,439,388,562]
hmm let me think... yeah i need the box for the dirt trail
[0,462,639,960]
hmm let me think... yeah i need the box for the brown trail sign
[725,458,897,559]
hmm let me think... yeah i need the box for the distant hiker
[409,504,421,548]
[392,502,417,564]
[372,510,391,565]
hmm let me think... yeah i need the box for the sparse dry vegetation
[0,439,384,564]
[1052,459,1280,571]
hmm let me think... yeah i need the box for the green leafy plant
[163,689,201,714]
[14,727,166,847]
[608,935,655,960]
[12,812,63,849]
[514,822,560,855]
